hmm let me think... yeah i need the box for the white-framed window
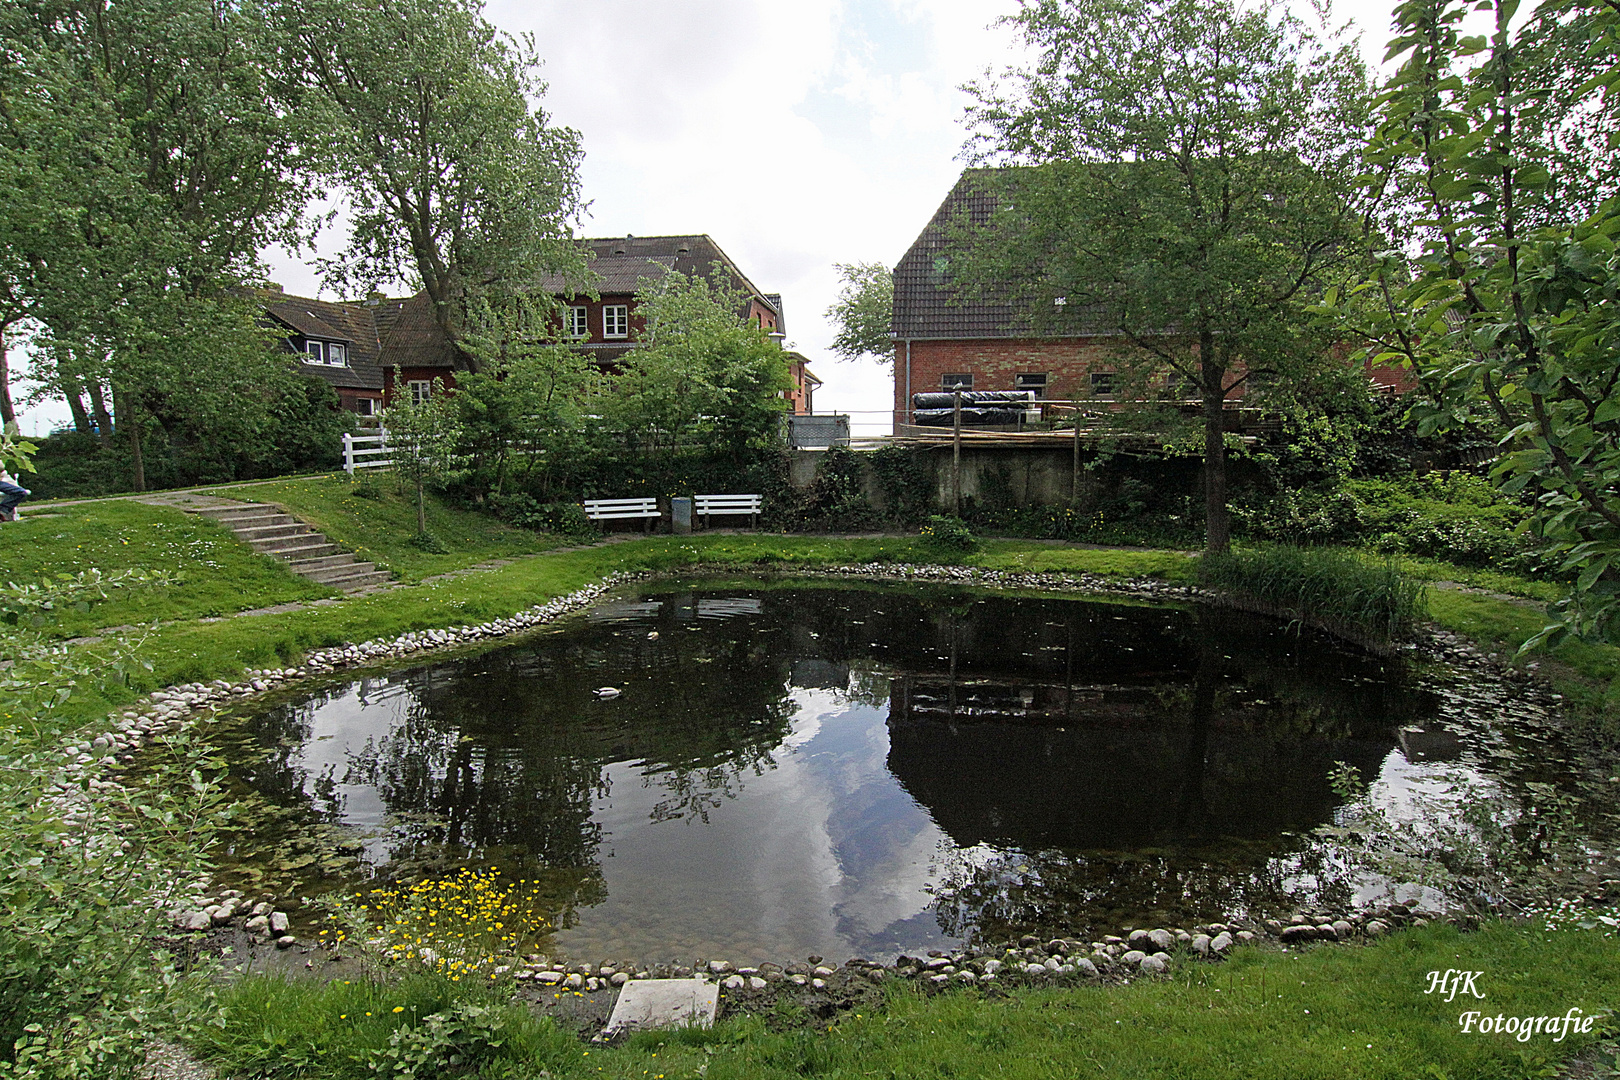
[409,380,432,406]
[941,373,973,391]
[565,306,588,339]
[1090,371,1116,397]
[603,304,628,339]
[354,397,376,416]
[303,340,324,363]
[1015,372,1047,398]
[327,342,347,366]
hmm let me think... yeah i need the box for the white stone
[602,979,719,1038]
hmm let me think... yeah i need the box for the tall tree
[825,261,894,363]
[277,0,588,371]
[1,0,313,488]
[1343,0,1620,645]
[964,0,1370,554]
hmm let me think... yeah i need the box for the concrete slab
[600,979,718,1039]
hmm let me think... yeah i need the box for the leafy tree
[1342,0,1620,645]
[606,270,792,461]
[276,0,588,371]
[454,294,593,499]
[964,0,1370,554]
[380,375,465,537]
[825,261,894,363]
[1,0,314,490]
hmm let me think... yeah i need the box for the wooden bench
[694,494,762,529]
[583,497,661,532]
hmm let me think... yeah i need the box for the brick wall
[383,368,459,407]
[891,337,1139,429]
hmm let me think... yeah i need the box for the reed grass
[1200,544,1426,643]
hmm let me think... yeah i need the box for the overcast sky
[17,0,1407,438]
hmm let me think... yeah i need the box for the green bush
[485,493,598,539]
[1200,544,1427,642]
[367,1001,508,1080]
[920,515,977,552]
[1232,474,1557,577]
[1,574,225,1079]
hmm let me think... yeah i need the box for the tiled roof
[265,295,387,391]
[543,235,781,321]
[377,292,461,371]
[892,168,1114,340]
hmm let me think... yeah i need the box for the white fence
[342,430,393,474]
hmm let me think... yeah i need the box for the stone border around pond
[47,561,1559,981]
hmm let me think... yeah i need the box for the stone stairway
[192,503,393,593]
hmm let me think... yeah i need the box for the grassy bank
[194,921,1620,1080]
[213,473,565,582]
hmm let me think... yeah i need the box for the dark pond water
[219,580,1462,962]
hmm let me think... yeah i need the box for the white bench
[583,497,661,531]
[694,494,762,529]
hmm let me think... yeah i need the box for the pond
[214,579,1477,963]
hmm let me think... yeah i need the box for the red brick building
[891,169,1410,431]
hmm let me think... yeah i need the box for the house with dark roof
[890,168,1411,433]
[263,289,392,416]
[266,234,820,416]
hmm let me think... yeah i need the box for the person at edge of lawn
[0,466,30,522]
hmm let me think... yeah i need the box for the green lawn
[195,920,1620,1080]
[212,473,566,581]
[1,500,331,635]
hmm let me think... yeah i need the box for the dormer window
[327,343,347,366]
[304,340,324,363]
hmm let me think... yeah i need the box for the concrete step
[196,504,281,523]
[303,561,378,585]
[258,540,340,560]
[219,513,299,531]
[286,553,364,573]
[233,522,311,543]
[189,503,394,594]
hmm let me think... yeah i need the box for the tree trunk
[1200,340,1230,555]
[416,476,427,534]
[88,381,113,445]
[115,385,145,491]
[62,376,91,433]
[0,326,15,429]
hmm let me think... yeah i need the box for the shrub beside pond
[1200,545,1427,643]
